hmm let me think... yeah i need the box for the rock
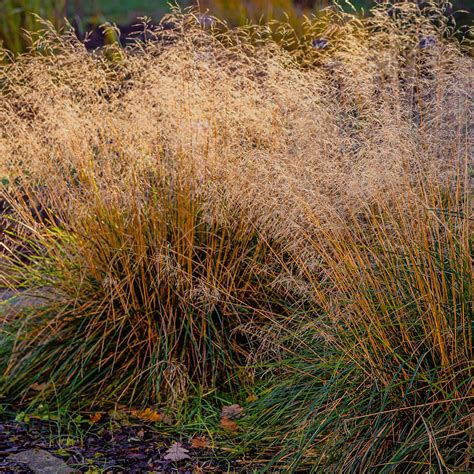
[7,449,76,474]
[0,287,52,317]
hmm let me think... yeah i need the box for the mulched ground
[0,417,246,473]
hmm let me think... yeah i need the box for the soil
[0,417,247,473]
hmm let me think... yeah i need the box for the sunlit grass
[0,2,472,471]
[1,174,290,407]
[243,169,472,471]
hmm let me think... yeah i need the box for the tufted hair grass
[0,3,472,469]
[243,166,472,471]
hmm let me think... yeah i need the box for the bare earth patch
[0,417,250,473]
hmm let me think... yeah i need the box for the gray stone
[8,449,76,474]
[0,287,52,316]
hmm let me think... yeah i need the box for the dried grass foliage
[1,5,471,248]
[0,2,472,420]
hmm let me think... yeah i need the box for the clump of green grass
[243,169,473,471]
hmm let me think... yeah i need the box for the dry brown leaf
[160,413,174,425]
[190,436,210,449]
[221,404,243,420]
[220,416,238,433]
[145,411,162,422]
[90,413,102,424]
[131,408,162,423]
[30,382,48,392]
[164,442,191,462]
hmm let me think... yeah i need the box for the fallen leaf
[160,413,174,425]
[14,413,30,423]
[163,442,191,462]
[221,404,243,420]
[190,436,209,449]
[220,416,238,433]
[130,408,162,423]
[90,413,102,424]
[64,438,75,447]
[30,382,48,392]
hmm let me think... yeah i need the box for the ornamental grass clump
[1,173,284,406]
[0,5,471,468]
[244,170,473,471]
[0,15,295,407]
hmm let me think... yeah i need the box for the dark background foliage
[1,1,472,53]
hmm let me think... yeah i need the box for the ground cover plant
[0,2,472,472]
